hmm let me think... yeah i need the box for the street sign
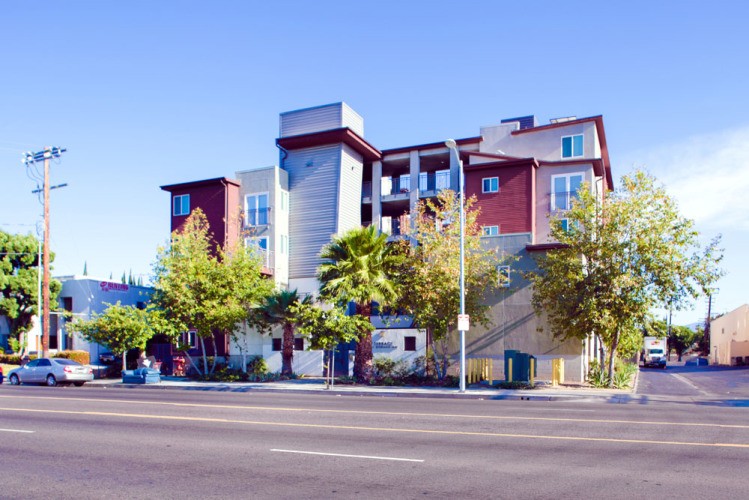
[458,314,470,331]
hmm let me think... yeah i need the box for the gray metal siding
[284,144,341,278]
[337,144,363,233]
[341,103,364,137]
[280,103,344,138]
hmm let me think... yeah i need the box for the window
[280,234,288,255]
[482,225,499,236]
[404,336,416,351]
[272,338,282,351]
[294,338,304,351]
[482,177,499,193]
[551,173,584,211]
[173,194,190,216]
[183,330,197,348]
[559,219,569,232]
[497,265,510,288]
[561,134,584,158]
[245,193,269,225]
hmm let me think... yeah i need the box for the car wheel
[9,374,20,385]
[46,375,57,387]
[73,382,85,387]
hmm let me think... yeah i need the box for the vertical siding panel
[338,144,363,233]
[284,144,341,278]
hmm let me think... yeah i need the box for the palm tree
[259,289,311,376]
[318,225,400,382]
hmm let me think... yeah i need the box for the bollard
[530,358,535,387]
[508,357,513,382]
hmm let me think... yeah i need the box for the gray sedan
[7,358,94,387]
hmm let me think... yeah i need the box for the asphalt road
[1,385,748,499]
[637,361,749,399]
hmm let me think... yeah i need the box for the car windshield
[649,349,664,355]
[53,359,81,366]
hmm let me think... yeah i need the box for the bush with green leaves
[587,360,611,388]
[247,356,268,375]
[53,350,90,365]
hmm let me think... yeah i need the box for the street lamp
[445,139,466,392]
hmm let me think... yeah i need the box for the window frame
[561,134,584,159]
[550,172,585,211]
[245,192,270,226]
[173,194,190,216]
[482,177,499,193]
[482,225,499,237]
[245,236,270,267]
[404,336,417,352]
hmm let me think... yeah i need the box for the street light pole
[445,139,466,392]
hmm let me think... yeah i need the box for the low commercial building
[711,304,749,365]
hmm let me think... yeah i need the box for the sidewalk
[84,375,734,405]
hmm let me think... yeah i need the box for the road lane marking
[670,373,710,396]
[270,449,424,462]
[0,428,34,433]
[1,407,748,449]
[0,394,745,430]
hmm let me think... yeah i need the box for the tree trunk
[209,336,218,374]
[121,352,127,374]
[281,322,294,376]
[354,303,374,382]
[607,332,619,388]
[199,336,208,375]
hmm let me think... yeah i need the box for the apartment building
[162,102,613,380]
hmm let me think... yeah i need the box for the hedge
[0,351,90,365]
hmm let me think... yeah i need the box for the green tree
[151,209,273,376]
[318,225,401,382]
[257,289,312,376]
[529,171,723,385]
[396,190,505,378]
[669,325,700,361]
[291,302,373,386]
[69,301,161,372]
[0,231,61,352]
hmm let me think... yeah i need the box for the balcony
[362,181,372,203]
[419,171,451,198]
[381,176,411,202]
[251,247,274,275]
[382,214,410,238]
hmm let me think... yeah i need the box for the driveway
[637,359,749,399]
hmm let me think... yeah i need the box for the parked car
[99,352,116,364]
[7,358,94,387]
[0,366,4,384]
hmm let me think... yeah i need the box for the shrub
[247,356,268,375]
[494,380,536,390]
[587,359,611,388]
[54,350,91,365]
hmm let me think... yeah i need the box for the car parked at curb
[7,358,94,387]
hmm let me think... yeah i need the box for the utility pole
[703,293,713,357]
[23,147,67,358]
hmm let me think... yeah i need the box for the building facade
[162,103,613,381]
[710,304,749,365]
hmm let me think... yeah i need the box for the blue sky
[1,1,747,326]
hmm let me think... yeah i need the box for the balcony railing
[551,191,579,211]
[362,181,372,200]
[382,176,411,197]
[245,208,270,226]
[419,171,451,196]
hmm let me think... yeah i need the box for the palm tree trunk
[282,322,294,376]
[354,303,374,382]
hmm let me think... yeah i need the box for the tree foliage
[318,224,401,382]
[396,190,504,378]
[151,209,273,375]
[0,231,61,348]
[257,289,312,376]
[529,171,723,384]
[69,301,163,372]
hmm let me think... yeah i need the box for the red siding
[466,161,534,234]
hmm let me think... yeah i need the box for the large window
[245,193,269,226]
[173,194,190,216]
[497,265,510,288]
[561,134,584,159]
[551,173,584,211]
[482,177,499,193]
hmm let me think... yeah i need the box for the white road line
[271,449,424,462]
[670,373,710,396]
[0,428,34,434]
